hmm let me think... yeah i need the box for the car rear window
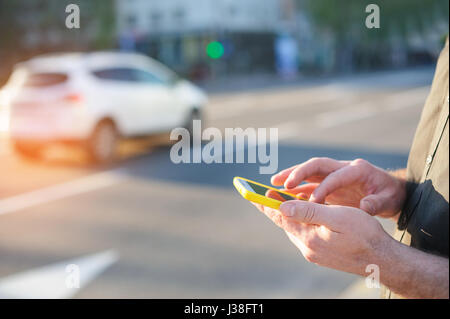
[24,72,68,87]
[91,68,135,82]
[91,67,167,85]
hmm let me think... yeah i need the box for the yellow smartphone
[233,176,307,210]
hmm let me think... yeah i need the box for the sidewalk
[199,66,435,95]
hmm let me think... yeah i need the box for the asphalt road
[0,67,434,298]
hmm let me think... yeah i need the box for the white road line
[210,85,429,127]
[385,86,430,111]
[0,170,127,216]
[316,86,429,129]
[264,88,349,112]
[316,103,377,129]
[0,249,119,299]
[207,95,258,120]
[277,121,302,140]
[208,85,347,121]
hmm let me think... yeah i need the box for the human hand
[253,200,394,276]
[271,158,406,219]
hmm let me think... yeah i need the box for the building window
[173,7,185,23]
[150,11,162,29]
[126,14,137,28]
[229,6,237,17]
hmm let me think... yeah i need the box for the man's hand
[271,158,406,219]
[254,200,392,276]
[253,200,449,298]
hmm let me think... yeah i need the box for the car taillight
[64,93,83,105]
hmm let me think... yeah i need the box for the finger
[271,160,339,186]
[281,183,319,196]
[310,164,364,203]
[279,200,344,232]
[271,164,299,186]
[360,193,391,216]
[280,184,318,201]
[302,176,327,183]
[284,158,348,189]
[265,189,287,202]
[253,201,310,235]
[296,193,309,201]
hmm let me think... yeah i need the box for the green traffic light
[206,41,224,59]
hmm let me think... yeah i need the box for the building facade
[115,0,287,79]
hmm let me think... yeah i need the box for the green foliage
[0,0,116,51]
[301,0,449,42]
[0,0,117,85]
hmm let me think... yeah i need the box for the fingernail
[280,202,295,216]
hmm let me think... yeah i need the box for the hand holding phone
[233,176,307,209]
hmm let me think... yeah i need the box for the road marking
[208,85,347,120]
[316,103,377,129]
[277,121,302,140]
[209,84,429,128]
[0,170,127,216]
[207,94,257,120]
[315,86,429,129]
[385,86,429,111]
[0,249,118,299]
[0,86,430,215]
[261,86,349,112]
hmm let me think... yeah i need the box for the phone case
[233,176,304,210]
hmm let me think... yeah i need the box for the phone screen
[242,180,297,202]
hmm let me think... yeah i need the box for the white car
[6,51,207,162]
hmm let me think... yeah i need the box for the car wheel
[87,121,118,164]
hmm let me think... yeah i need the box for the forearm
[376,237,449,298]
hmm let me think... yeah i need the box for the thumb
[360,194,388,216]
[279,200,343,231]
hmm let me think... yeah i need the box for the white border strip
[0,170,126,216]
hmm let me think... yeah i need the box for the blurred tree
[0,0,116,86]
[297,0,449,71]
[0,0,23,53]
